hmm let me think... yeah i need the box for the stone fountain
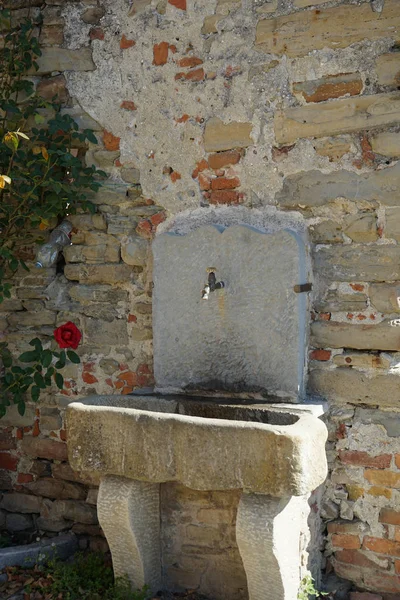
[66,214,328,600]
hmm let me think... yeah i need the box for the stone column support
[97,475,161,594]
[236,493,307,600]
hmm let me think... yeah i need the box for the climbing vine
[0,8,104,415]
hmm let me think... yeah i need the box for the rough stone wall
[0,0,400,596]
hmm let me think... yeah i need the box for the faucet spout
[202,269,224,300]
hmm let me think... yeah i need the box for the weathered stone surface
[369,282,400,313]
[376,53,400,86]
[67,214,106,231]
[314,137,352,162]
[0,404,35,428]
[7,310,56,328]
[39,25,64,46]
[370,132,400,157]
[20,437,68,461]
[36,75,68,103]
[311,320,400,351]
[293,0,332,6]
[344,214,378,243]
[309,368,400,406]
[355,408,400,437]
[52,462,85,483]
[98,476,161,594]
[64,264,134,284]
[6,513,33,531]
[334,352,389,369]
[67,395,328,496]
[293,74,363,104]
[50,500,98,524]
[1,493,43,514]
[277,163,400,208]
[204,118,253,152]
[275,93,400,145]
[81,6,105,23]
[385,207,400,241]
[91,184,141,206]
[69,284,128,305]
[39,408,62,431]
[313,245,400,282]
[33,48,95,74]
[314,290,368,313]
[85,318,128,345]
[121,236,148,266]
[121,167,141,184]
[256,1,400,57]
[36,517,73,532]
[24,478,86,500]
[153,225,308,399]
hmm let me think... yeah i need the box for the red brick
[394,526,400,542]
[136,219,153,238]
[128,314,137,323]
[59,429,67,442]
[0,429,16,451]
[20,437,68,461]
[363,536,400,556]
[210,190,240,205]
[365,470,400,488]
[328,521,363,535]
[192,159,209,178]
[103,130,120,151]
[178,57,203,68]
[293,74,363,103]
[211,176,240,190]
[339,451,392,469]
[153,42,169,66]
[170,171,181,182]
[32,420,40,437]
[117,371,137,387]
[150,212,166,227]
[350,593,383,600]
[319,312,331,320]
[350,284,365,292]
[176,114,190,123]
[336,549,389,570]
[395,454,400,469]
[89,27,104,41]
[333,562,364,586]
[120,100,136,111]
[331,534,361,549]
[82,372,98,384]
[175,68,205,82]
[395,560,400,574]
[120,34,135,49]
[380,509,400,526]
[168,0,186,9]
[208,150,241,170]
[363,572,400,594]
[309,349,331,361]
[17,473,34,484]
[198,173,211,190]
[0,452,18,471]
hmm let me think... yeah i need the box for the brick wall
[1,0,400,596]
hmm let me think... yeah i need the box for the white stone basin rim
[66,395,328,497]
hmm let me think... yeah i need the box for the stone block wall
[1,0,400,596]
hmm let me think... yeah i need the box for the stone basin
[66,394,327,497]
[66,395,327,600]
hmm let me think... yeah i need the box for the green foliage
[0,338,80,417]
[298,574,328,600]
[0,8,106,303]
[34,552,150,600]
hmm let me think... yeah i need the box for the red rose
[54,321,82,349]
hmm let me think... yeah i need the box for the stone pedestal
[97,475,309,600]
[97,476,161,594]
[236,493,307,600]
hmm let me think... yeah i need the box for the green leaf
[0,405,6,418]
[19,350,39,363]
[41,349,52,368]
[54,372,64,390]
[66,350,80,364]
[17,402,26,416]
[34,371,46,389]
[31,385,40,402]
[29,338,43,351]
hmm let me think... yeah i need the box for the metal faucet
[201,268,225,300]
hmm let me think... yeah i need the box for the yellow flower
[0,175,11,189]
